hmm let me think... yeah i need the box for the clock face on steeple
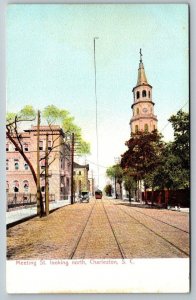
[142,107,148,113]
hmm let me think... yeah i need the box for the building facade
[73,162,89,195]
[6,125,71,204]
[130,50,158,134]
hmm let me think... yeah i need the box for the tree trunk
[45,133,49,216]
[128,190,131,202]
[71,133,74,204]
[114,176,117,199]
[36,110,44,217]
[151,187,154,207]
[144,186,147,205]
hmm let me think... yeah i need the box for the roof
[74,162,89,171]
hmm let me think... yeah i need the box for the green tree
[104,184,112,197]
[106,164,124,199]
[169,110,189,184]
[123,169,137,202]
[121,131,164,203]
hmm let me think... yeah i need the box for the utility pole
[36,110,43,217]
[70,132,74,205]
[91,170,94,196]
[45,133,49,216]
[93,37,99,187]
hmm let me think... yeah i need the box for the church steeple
[137,49,148,86]
[130,50,158,135]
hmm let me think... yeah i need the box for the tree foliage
[121,131,164,180]
[104,184,112,196]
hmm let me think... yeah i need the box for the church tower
[130,49,158,135]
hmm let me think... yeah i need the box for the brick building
[6,125,71,204]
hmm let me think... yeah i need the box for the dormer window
[142,90,146,97]
[6,143,9,152]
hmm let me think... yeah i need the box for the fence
[142,189,190,208]
[7,193,55,210]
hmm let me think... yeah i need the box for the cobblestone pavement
[7,198,189,260]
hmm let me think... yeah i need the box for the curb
[6,204,70,229]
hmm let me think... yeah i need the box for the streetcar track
[115,202,189,257]
[101,200,126,259]
[68,200,96,259]
[130,206,189,234]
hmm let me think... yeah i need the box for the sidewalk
[6,199,70,226]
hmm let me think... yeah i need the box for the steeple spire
[137,48,148,85]
[140,48,143,63]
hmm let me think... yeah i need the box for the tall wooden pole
[45,133,49,216]
[36,110,42,216]
[70,133,74,205]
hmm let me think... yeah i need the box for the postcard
[6,4,189,293]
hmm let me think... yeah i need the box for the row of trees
[105,110,189,204]
[6,105,90,217]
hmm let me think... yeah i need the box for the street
[7,198,189,260]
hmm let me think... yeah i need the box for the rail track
[101,200,126,259]
[130,206,189,233]
[68,200,96,259]
[114,201,189,257]
[69,199,126,259]
[69,198,189,259]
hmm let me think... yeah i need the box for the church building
[130,50,158,134]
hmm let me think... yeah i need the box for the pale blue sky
[7,4,189,188]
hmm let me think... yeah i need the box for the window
[136,108,139,115]
[24,163,29,170]
[13,180,19,192]
[78,171,81,175]
[41,159,45,169]
[73,171,76,175]
[41,186,45,192]
[23,180,29,192]
[6,143,9,152]
[48,141,52,151]
[144,124,148,132]
[24,143,29,152]
[136,91,140,99]
[135,125,139,133]
[6,181,9,192]
[39,141,43,151]
[142,90,147,97]
[148,91,151,98]
[14,159,19,170]
[153,125,156,131]
[15,147,19,151]
[6,159,9,171]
